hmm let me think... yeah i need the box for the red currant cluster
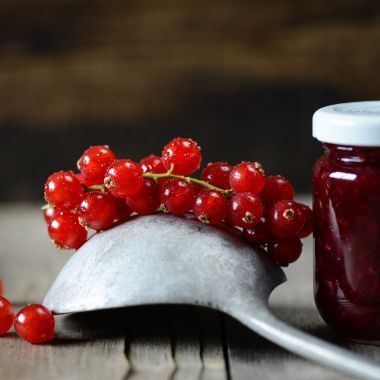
[0,285,54,344]
[43,137,312,266]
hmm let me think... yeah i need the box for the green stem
[88,184,107,193]
[143,171,234,198]
[87,166,234,198]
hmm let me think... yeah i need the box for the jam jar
[313,101,380,342]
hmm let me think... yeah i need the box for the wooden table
[1,200,379,380]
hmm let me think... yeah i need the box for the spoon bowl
[44,214,380,379]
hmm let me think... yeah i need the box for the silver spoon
[43,214,380,379]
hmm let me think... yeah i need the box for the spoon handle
[233,304,380,380]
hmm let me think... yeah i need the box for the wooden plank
[124,306,176,380]
[197,309,228,380]
[0,308,129,380]
[170,306,203,380]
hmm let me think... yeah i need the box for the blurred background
[1,0,380,201]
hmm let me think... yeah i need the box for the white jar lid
[313,101,380,147]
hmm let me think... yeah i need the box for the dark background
[1,0,379,201]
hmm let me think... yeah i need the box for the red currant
[126,179,160,215]
[200,162,232,190]
[48,212,87,249]
[193,189,228,225]
[297,203,313,238]
[159,178,196,215]
[14,304,55,344]
[75,173,93,187]
[44,171,84,210]
[114,198,133,222]
[267,200,306,237]
[229,162,266,195]
[77,191,117,231]
[267,238,303,265]
[162,138,202,175]
[104,159,143,198]
[261,175,295,206]
[43,206,62,224]
[77,145,116,186]
[0,296,14,336]
[228,192,264,228]
[140,155,166,174]
[243,218,272,246]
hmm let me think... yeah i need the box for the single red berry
[77,145,116,186]
[44,170,84,210]
[48,212,87,249]
[140,155,166,174]
[267,237,303,265]
[244,218,272,246]
[261,175,295,206]
[228,192,264,228]
[43,206,63,225]
[193,189,229,225]
[0,296,14,336]
[267,200,306,238]
[77,191,117,231]
[104,159,143,198]
[126,178,160,215]
[297,203,313,238]
[162,138,202,175]
[229,162,266,195]
[200,162,233,190]
[159,178,196,215]
[114,198,133,222]
[14,304,55,344]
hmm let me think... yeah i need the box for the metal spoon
[43,214,380,379]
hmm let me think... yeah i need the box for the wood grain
[0,1,379,124]
[0,310,128,380]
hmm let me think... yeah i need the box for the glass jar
[312,102,380,342]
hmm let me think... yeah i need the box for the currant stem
[143,171,234,198]
[87,167,234,198]
[88,184,107,193]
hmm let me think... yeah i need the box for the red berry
[200,162,232,190]
[114,198,133,222]
[297,203,313,238]
[126,179,160,215]
[162,138,202,175]
[43,206,62,224]
[48,212,87,249]
[228,192,264,228]
[267,238,303,265]
[261,175,295,206]
[44,170,84,210]
[159,178,196,215]
[104,159,143,198]
[244,218,272,246]
[0,296,14,336]
[229,162,266,195]
[77,145,116,186]
[14,304,55,344]
[267,200,306,237]
[193,189,229,225]
[140,155,166,174]
[77,191,117,231]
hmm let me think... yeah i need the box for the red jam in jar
[313,102,380,342]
